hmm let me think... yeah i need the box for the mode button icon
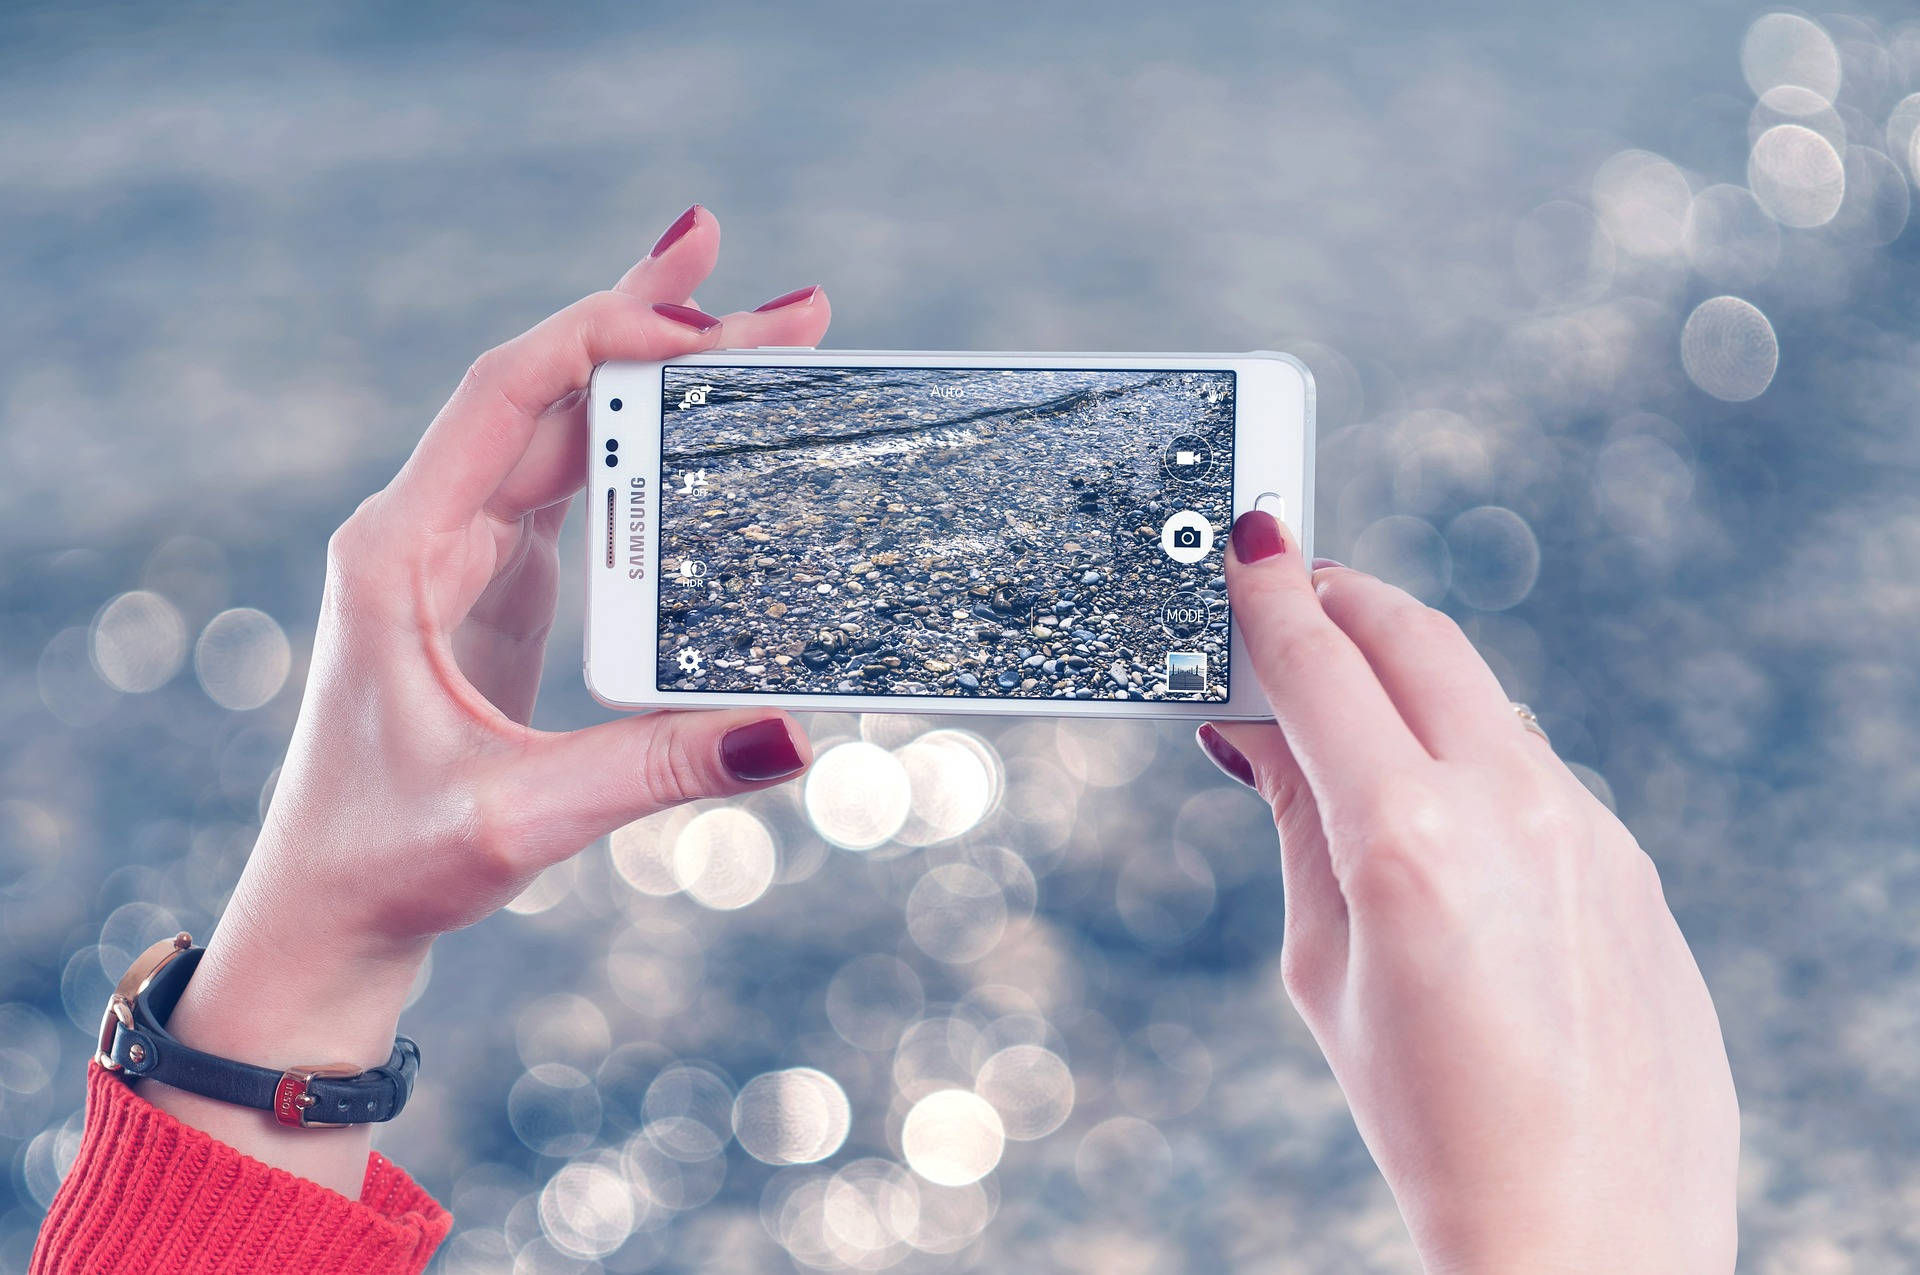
[1158,591,1217,637]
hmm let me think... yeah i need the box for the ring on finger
[1509,701,1551,746]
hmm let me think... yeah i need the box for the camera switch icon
[1159,510,1214,565]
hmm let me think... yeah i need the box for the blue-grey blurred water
[3,3,1919,1271]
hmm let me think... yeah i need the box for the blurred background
[4,2,1918,1270]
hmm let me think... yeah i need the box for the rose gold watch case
[96,931,193,1070]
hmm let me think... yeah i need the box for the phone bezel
[586,349,1313,720]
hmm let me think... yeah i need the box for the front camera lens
[609,397,623,412]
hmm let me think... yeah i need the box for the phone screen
[655,365,1234,703]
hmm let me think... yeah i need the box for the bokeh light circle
[89,591,187,693]
[671,807,776,910]
[96,901,182,977]
[508,1063,602,1157]
[804,742,911,850]
[194,607,291,710]
[609,807,695,897]
[538,1157,636,1260]
[1591,149,1691,258]
[893,729,1002,846]
[1074,1116,1173,1202]
[1748,124,1846,228]
[732,1068,852,1166]
[1680,296,1779,402]
[892,1016,980,1103]
[621,1127,728,1214]
[905,863,1008,964]
[641,1062,735,1162]
[1740,12,1841,100]
[821,1158,920,1265]
[973,1044,1075,1140]
[901,1089,1005,1186]
[1445,506,1542,612]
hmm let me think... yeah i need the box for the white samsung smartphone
[585,350,1314,720]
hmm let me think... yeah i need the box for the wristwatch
[97,932,421,1129]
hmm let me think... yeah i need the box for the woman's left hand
[144,207,830,1196]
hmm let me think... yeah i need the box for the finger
[713,285,832,346]
[1225,510,1428,816]
[1312,566,1535,761]
[613,204,721,303]
[394,291,726,533]
[510,710,812,858]
[487,287,832,518]
[1201,720,1349,1000]
[455,500,570,723]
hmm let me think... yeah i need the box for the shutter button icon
[1159,511,1214,565]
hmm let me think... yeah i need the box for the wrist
[166,928,424,1070]
[126,846,431,1198]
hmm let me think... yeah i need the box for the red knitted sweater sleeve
[30,1062,451,1275]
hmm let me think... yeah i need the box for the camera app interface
[655,365,1234,703]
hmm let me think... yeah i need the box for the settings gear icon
[676,648,705,676]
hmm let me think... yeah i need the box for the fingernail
[648,205,701,259]
[654,302,722,332]
[1230,510,1286,564]
[721,718,805,782]
[753,285,821,312]
[1311,557,1344,571]
[1196,724,1257,790]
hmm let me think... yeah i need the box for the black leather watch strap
[101,939,420,1128]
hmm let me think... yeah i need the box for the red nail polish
[1230,511,1286,564]
[721,718,805,782]
[648,205,702,259]
[654,302,722,332]
[753,285,821,312]
[1197,724,1257,790]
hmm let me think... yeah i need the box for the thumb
[510,709,812,861]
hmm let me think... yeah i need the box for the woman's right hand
[145,207,832,1197]
[1198,511,1739,1274]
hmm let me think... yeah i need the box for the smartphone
[585,350,1314,720]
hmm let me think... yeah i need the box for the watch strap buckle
[274,1064,366,1128]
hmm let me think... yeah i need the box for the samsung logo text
[627,476,648,579]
